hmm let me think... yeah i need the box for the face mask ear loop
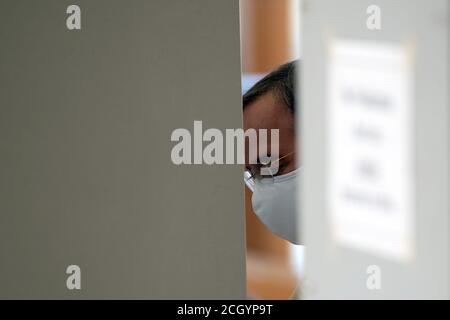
[259,151,296,180]
[274,151,295,162]
[268,151,296,176]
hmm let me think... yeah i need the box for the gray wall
[301,0,449,299]
[0,0,246,299]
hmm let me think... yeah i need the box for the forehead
[243,91,294,132]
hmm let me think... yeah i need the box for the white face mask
[249,168,300,245]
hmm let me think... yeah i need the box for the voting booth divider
[301,0,449,299]
[0,0,246,299]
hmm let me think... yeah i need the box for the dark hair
[243,60,297,113]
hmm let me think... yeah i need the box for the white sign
[327,39,415,261]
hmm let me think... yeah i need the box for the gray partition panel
[0,0,245,299]
[301,0,449,299]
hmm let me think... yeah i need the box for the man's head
[243,60,300,245]
[243,60,298,177]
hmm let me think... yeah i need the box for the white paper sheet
[327,39,415,261]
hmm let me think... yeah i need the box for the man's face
[243,91,297,177]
